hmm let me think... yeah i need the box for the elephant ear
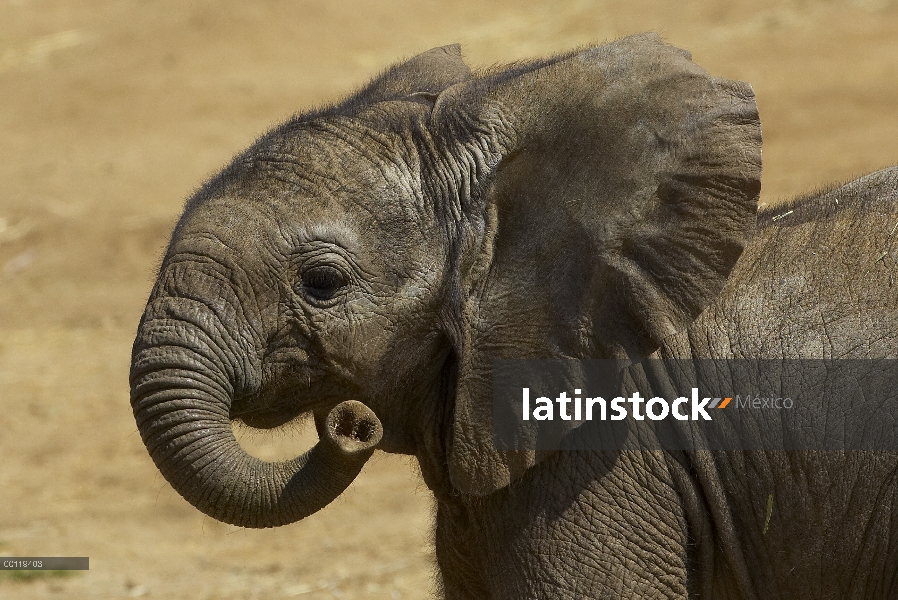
[328,44,472,114]
[433,33,762,496]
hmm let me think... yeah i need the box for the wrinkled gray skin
[130,32,898,598]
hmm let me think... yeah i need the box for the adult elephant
[130,33,898,598]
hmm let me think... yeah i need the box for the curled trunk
[130,310,381,528]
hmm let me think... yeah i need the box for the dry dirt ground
[1,1,898,598]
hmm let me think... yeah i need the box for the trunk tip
[324,400,383,455]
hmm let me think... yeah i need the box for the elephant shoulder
[758,165,898,229]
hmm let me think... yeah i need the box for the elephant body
[129,33,898,598]
[432,167,898,599]
[668,167,898,599]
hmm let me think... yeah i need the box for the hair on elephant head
[130,33,761,527]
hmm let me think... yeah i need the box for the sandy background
[1,1,897,598]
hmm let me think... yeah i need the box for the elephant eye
[300,265,347,302]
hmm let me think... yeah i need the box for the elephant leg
[435,451,697,599]
[435,501,493,600]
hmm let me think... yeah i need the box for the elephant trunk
[130,303,382,528]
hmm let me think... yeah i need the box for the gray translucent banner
[0,557,89,570]
[492,359,898,451]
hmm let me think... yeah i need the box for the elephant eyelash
[297,264,350,304]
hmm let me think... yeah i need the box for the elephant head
[130,33,761,527]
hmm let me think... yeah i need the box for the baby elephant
[131,32,898,598]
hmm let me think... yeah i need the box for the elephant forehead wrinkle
[176,200,276,260]
[268,120,425,208]
[310,114,416,165]
[279,218,364,251]
[257,160,419,239]
[246,157,343,201]
[265,122,402,182]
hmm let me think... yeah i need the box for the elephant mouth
[230,383,348,430]
[235,405,303,429]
